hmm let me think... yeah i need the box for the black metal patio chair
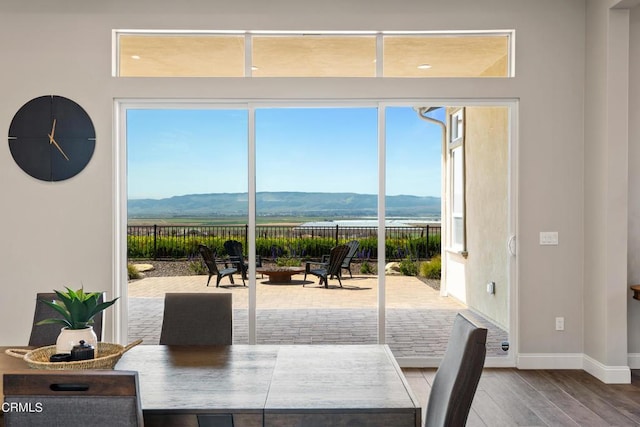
[323,240,359,279]
[223,240,248,280]
[224,239,262,279]
[198,244,242,287]
[304,244,351,288]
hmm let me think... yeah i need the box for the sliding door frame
[114,98,518,368]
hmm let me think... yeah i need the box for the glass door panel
[126,108,249,344]
[384,105,511,362]
[445,106,511,360]
[384,106,444,359]
[254,107,378,345]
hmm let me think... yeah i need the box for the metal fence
[127,224,441,261]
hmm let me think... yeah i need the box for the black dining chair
[424,313,487,427]
[3,370,143,427]
[159,292,233,345]
[29,292,105,347]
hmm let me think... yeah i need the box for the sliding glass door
[254,107,378,344]
[121,100,516,367]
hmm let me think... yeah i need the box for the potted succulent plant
[37,287,118,354]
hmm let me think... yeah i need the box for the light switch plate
[540,231,559,245]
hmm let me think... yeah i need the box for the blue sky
[127,106,444,199]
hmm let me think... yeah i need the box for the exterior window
[449,108,466,252]
[452,110,464,140]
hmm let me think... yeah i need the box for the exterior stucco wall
[465,107,509,330]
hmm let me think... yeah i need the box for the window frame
[113,30,515,78]
[448,108,467,255]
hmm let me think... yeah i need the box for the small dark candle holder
[70,340,95,361]
[49,353,72,363]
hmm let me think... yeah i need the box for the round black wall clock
[8,95,95,182]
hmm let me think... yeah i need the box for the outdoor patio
[127,273,509,359]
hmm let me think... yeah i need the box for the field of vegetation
[127,217,441,261]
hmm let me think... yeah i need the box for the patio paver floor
[128,273,509,358]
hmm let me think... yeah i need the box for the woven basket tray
[5,339,142,370]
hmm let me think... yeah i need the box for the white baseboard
[396,355,515,369]
[517,353,583,369]
[399,353,635,384]
[517,353,631,384]
[583,354,630,384]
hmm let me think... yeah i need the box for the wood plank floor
[402,368,640,426]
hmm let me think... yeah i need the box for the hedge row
[127,234,441,260]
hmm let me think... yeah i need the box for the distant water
[299,218,441,227]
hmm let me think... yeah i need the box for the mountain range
[128,192,441,218]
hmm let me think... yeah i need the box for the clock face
[8,95,95,182]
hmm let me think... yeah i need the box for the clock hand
[48,133,70,161]
[48,119,70,161]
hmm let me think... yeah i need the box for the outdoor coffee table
[256,266,305,284]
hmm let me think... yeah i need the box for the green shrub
[360,261,374,275]
[276,257,302,267]
[127,263,142,280]
[355,237,376,259]
[193,237,227,258]
[295,237,334,258]
[359,237,410,260]
[189,260,207,275]
[127,228,442,261]
[398,257,418,276]
[420,255,441,279]
[256,237,335,260]
[427,235,441,257]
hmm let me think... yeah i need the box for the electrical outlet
[555,317,565,331]
[540,231,559,245]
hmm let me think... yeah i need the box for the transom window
[114,31,514,78]
[118,34,245,77]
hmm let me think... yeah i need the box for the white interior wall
[583,1,630,381]
[1,0,621,375]
[627,4,640,356]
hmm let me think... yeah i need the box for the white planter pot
[56,326,97,355]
